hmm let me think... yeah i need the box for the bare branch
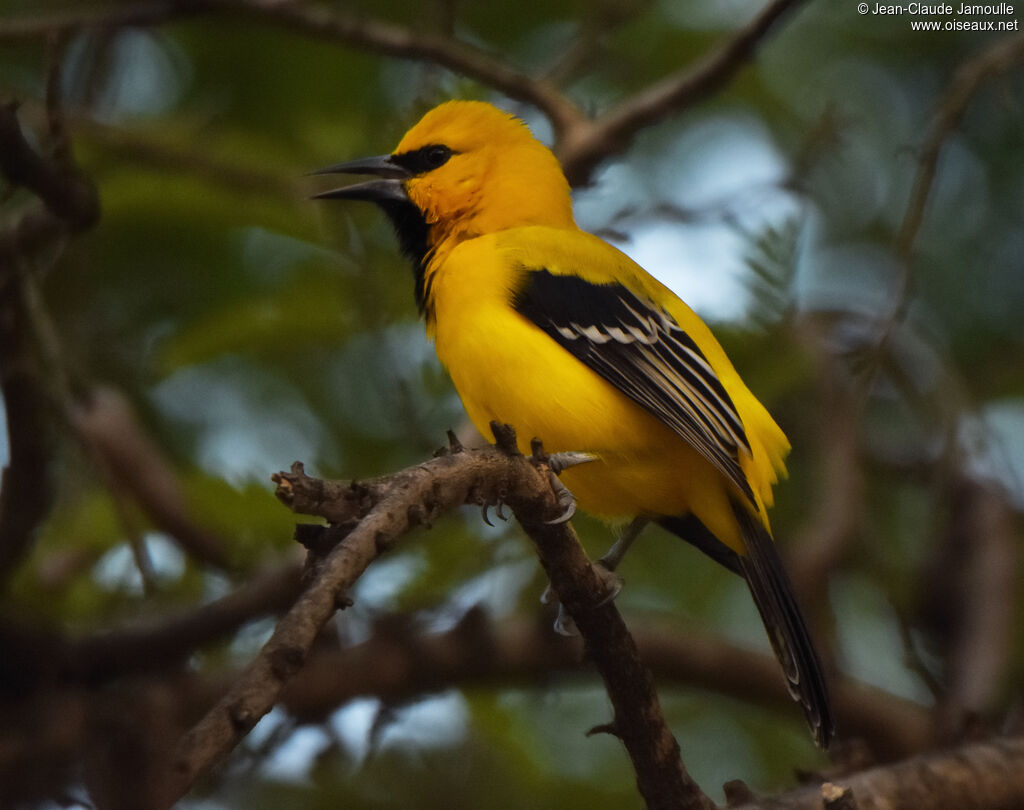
[0,333,57,588]
[278,611,929,763]
[730,736,1024,810]
[167,437,714,809]
[163,443,563,800]
[72,562,303,680]
[868,30,1024,361]
[0,101,99,277]
[921,475,1017,740]
[0,562,301,693]
[69,387,234,571]
[788,323,864,614]
[557,0,808,184]
[0,101,98,229]
[895,30,1024,270]
[0,0,806,187]
[0,2,195,42]
[0,0,586,141]
[210,0,586,137]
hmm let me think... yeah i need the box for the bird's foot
[596,517,649,572]
[480,497,508,527]
[545,474,577,524]
[527,437,597,525]
[541,560,623,636]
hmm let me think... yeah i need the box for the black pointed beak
[311,154,411,203]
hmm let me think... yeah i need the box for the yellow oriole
[315,100,834,747]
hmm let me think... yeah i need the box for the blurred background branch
[1,0,1022,808]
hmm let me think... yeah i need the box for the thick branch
[494,427,714,810]
[731,736,1024,810]
[0,99,100,584]
[0,0,585,141]
[279,612,928,762]
[69,387,233,570]
[0,341,56,588]
[162,444,575,795]
[167,435,711,809]
[0,562,301,695]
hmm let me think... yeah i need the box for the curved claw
[592,562,624,606]
[547,451,598,475]
[545,473,577,524]
[495,500,508,522]
[553,605,579,637]
[481,502,494,527]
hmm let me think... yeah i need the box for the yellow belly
[433,295,744,551]
[421,229,784,554]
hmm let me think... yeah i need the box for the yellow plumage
[395,102,787,551]
[316,99,834,747]
[427,225,787,551]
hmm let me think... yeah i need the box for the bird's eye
[423,145,453,169]
[392,144,454,175]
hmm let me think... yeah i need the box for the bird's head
[314,101,576,265]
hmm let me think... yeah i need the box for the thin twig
[0,0,586,142]
[871,30,1024,362]
[208,0,586,138]
[0,0,807,187]
[557,0,808,184]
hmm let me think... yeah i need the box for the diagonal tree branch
[0,100,99,585]
[165,430,714,810]
[0,0,586,140]
[0,0,808,186]
[209,0,586,137]
[556,0,808,184]
[867,29,1024,364]
[0,101,99,232]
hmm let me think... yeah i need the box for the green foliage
[2,1,1023,808]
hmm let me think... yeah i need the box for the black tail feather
[659,509,836,748]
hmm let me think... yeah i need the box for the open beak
[311,154,411,203]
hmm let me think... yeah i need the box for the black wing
[513,269,755,505]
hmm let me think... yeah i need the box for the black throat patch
[375,198,431,313]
